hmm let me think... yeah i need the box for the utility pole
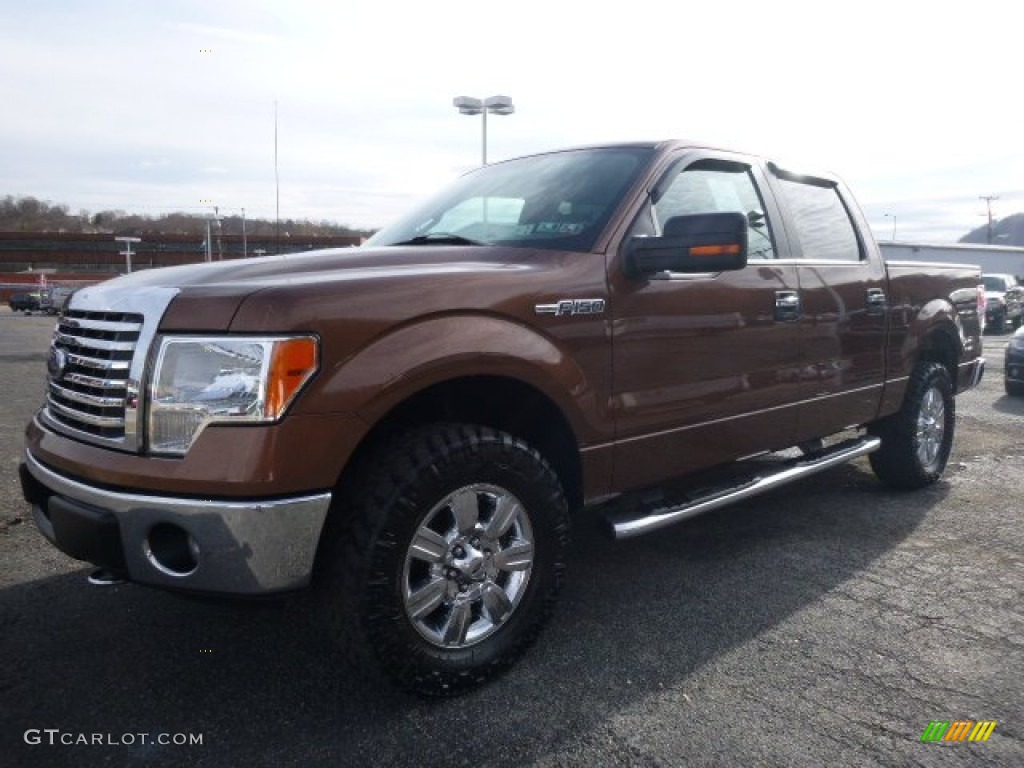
[980,195,999,244]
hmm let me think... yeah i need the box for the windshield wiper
[391,233,484,246]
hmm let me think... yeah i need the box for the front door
[608,152,804,492]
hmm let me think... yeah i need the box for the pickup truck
[981,272,1023,332]
[7,287,71,315]
[20,140,985,696]
[8,291,42,313]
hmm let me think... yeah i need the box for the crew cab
[21,140,985,695]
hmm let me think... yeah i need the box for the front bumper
[21,449,332,595]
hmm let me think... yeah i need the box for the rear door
[608,151,805,492]
[764,166,889,439]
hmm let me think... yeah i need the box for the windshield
[983,275,1012,292]
[366,146,655,253]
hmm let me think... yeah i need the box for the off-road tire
[868,361,954,489]
[317,423,569,697]
[1006,380,1024,397]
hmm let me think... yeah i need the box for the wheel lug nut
[470,537,480,547]
[452,545,465,558]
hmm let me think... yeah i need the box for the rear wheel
[868,361,954,489]
[318,423,569,696]
[1006,380,1024,397]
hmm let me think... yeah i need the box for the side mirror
[624,212,748,278]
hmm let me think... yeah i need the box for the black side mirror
[624,212,748,278]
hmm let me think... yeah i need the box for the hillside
[0,195,372,239]
[959,212,1024,246]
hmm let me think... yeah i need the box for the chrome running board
[608,436,881,540]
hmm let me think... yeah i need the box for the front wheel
[318,424,569,696]
[868,361,954,489]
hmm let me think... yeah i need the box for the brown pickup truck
[21,140,985,695]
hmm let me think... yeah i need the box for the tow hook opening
[145,523,200,577]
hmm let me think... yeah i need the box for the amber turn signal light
[266,337,319,418]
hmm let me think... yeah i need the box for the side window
[776,178,861,261]
[654,160,776,260]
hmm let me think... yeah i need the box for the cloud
[3,0,1023,236]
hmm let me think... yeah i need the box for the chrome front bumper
[22,449,332,595]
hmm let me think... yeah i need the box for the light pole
[205,208,222,262]
[452,95,514,165]
[115,236,141,274]
[884,213,896,241]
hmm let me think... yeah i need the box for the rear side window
[777,178,861,261]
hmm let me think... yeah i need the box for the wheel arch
[916,322,960,390]
[898,298,965,390]
[331,374,585,516]
[879,308,964,417]
[307,314,601,512]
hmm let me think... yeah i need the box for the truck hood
[91,244,534,292]
[71,245,567,332]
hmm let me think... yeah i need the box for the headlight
[148,335,318,455]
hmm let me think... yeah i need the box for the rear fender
[879,298,964,416]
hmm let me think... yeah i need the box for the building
[878,242,1024,279]
[0,231,364,300]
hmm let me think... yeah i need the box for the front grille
[46,310,144,441]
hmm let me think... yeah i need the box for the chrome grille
[46,310,144,441]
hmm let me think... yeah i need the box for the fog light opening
[145,523,199,577]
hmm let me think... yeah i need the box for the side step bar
[608,436,881,540]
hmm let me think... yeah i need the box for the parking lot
[1,307,1021,767]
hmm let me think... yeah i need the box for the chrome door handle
[866,288,887,315]
[775,290,800,322]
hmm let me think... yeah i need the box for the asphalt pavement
[1,308,1021,767]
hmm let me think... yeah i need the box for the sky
[1,0,1022,243]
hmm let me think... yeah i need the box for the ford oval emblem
[48,347,68,381]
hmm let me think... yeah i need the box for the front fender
[305,314,606,444]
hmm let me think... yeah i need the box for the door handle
[775,290,800,322]
[866,288,887,315]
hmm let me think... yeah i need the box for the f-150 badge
[535,298,606,317]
